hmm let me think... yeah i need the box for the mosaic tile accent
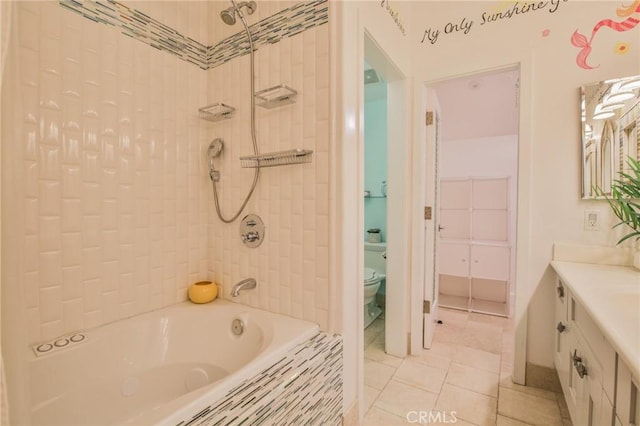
[175,333,343,426]
[207,1,329,68]
[59,0,329,70]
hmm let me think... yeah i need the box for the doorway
[418,66,522,353]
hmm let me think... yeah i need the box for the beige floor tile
[438,307,469,328]
[427,417,476,426]
[445,363,500,397]
[461,322,503,354]
[435,383,497,426]
[497,414,534,425]
[364,385,381,412]
[453,345,501,373]
[363,406,409,425]
[415,349,452,371]
[499,371,558,401]
[433,322,465,345]
[364,359,397,390]
[498,387,563,425]
[374,379,438,418]
[365,339,404,368]
[428,340,458,359]
[394,358,447,394]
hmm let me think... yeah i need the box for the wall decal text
[381,0,406,36]
[421,0,568,46]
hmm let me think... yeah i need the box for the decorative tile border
[176,333,343,426]
[59,0,328,70]
[207,1,329,68]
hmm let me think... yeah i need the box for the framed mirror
[581,74,640,199]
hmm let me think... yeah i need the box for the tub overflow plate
[231,318,244,335]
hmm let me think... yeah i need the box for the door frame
[411,58,533,385]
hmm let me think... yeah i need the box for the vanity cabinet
[438,177,511,316]
[553,270,639,426]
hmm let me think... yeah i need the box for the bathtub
[28,299,319,425]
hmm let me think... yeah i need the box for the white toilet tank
[364,242,386,275]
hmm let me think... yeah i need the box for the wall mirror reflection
[581,74,640,199]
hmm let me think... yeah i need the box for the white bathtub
[28,299,319,425]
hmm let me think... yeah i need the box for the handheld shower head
[208,138,224,159]
[208,138,224,181]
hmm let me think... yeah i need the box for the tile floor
[363,308,573,426]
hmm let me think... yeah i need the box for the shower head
[219,1,257,26]
[208,138,224,182]
[220,7,236,25]
[208,138,224,158]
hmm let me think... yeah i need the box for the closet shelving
[438,177,511,317]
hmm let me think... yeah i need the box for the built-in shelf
[199,103,235,122]
[240,149,313,168]
[255,85,297,109]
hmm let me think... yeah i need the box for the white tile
[445,363,500,398]
[435,384,497,426]
[394,358,447,394]
[374,379,438,418]
[364,359,397,390]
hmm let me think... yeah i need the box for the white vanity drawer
[570,294,617,384]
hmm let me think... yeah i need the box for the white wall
[410,1,640,368]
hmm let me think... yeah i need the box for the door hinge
[423,300,430,314]
[424,206,432,220]
[426,111,434,126]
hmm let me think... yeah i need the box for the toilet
[364,242,386,328]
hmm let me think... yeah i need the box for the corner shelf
[255,85,297,109]
[240,149,313,168]
[199,103,235,122]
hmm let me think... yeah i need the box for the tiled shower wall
[6,0,332,344]
[8,1,210,345]
[206,18,331,330]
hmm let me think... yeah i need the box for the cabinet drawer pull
[572,349,588,378]
[556,322,566,333]
[575,362,587,378]
[557,285,565,299]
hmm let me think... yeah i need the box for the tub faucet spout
[231,278,257,297]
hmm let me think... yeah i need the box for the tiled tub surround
[172,332,343,426]
[6,0,210,345]
[28,299,339,425]
[206,18,331,329]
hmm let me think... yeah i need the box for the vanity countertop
[550,261,640,380]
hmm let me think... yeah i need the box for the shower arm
[211,2,260,224]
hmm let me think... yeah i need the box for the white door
[423,89,441,349]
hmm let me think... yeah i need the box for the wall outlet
[584,209,600,231]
